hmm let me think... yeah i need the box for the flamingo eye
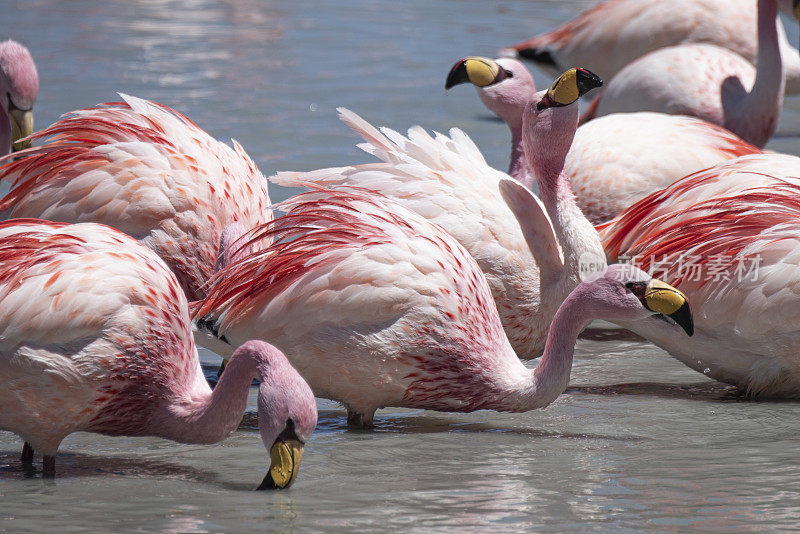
[625,281,647,299]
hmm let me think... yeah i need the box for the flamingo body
[271,103,604,360]
[599,153,800,396]
[503,0,800,94]
[568,113,762,224]
[0,220,316,482]
[194,187,692,423]
[0,95,271,300]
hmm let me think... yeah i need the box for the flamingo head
[522,68,601,180]
[445,56,535,125]
[238,340,317,490]
[581,264,694,337]
[0,40,37,152]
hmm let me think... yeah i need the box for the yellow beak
[445,56,505,89]
[643,279,694,336]
[9,107,33,152]
[257,438,305,490]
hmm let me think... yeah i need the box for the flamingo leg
[346,409,375,428]
[42,456,55,478]
[20,442,34,465]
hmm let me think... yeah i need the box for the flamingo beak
[257,438,305,490]
[445,56,509,90]
[9,106,33,152]
[642,279,694,337]
[538,67,602,110]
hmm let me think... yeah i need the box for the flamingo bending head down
[0,40,37,155]
[193,185,693,426]
[0,220,316,485]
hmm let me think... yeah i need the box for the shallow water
[3,0,800,531]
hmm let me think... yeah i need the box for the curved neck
[498,285,591,412]
[149,351,257,444]
[525,105,605,281]
[727,0,783,143]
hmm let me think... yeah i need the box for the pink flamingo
[446,56,762,224]
[192,185,693,426]
[501,0,800,94]
[598,153,800,397]
[0,40,37,155]
[0,94,271,300]
[271,67,606,360]
[582,0,789,148]
[0,219,316,484]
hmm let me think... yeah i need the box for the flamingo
[446,56,762,224]
[0,219,317,485]
[270,68,605,360]
[582,0,788,148]
[598,153,800,397]
[0,40,38,155]
[501,0,800,94]
[0,94,271,301]
[192,186,693,426]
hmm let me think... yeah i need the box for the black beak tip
[257,471,285,491]
[575,68,603,95]
[671,302,694,337]
[445,59,469,90]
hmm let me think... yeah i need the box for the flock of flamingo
[0,0,798,490]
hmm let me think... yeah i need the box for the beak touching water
[257,438,305,490]
[641,279,694,337]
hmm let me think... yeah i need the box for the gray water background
[2,0,800,531]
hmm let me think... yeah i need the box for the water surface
[3,0,800,531]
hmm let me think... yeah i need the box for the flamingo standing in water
[501,0,800,94]
[0,94,271,300]
[0,40,38,155]
[0,219,316,485]
[582,0,789,148]
[271,68,605,360]
[192,186,693,426]
[446,56,761,224]
[599,153,800,397]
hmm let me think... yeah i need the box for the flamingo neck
[508,124,533,189]
[215,221,250,272]
[502,285,592,411]
[149,351,258,444]
[532,132,604,286]
[728,0,783,146]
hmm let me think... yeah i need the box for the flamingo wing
[569,113,762,224]
[598,154,800,394]
[270,108,557,358]
[192,186,518,414]
[0,94,271,300]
